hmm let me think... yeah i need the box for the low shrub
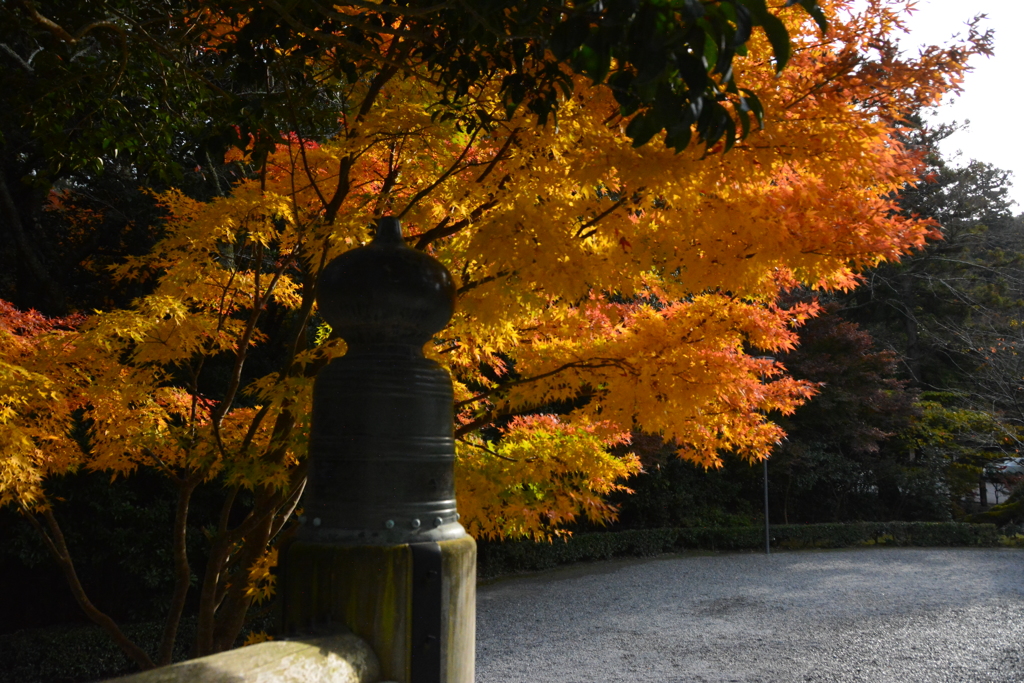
[0,613,275,683]
[0,620,180,683]
[477,522,1003,578]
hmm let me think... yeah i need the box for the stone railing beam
[107,632,384,683]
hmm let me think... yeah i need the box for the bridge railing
[108,631,388,683]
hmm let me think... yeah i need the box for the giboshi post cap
[316,217,456,350]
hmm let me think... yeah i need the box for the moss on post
[280,537,475,683]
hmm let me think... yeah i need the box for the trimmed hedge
[477,522,1003,578]
[0,619,186,683]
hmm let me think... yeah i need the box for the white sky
[892,0,1024,210]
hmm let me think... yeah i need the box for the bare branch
[22,506,156,670]
[211,249,290,443]
[0,43,34,72]
[454,412,502,438]
[323,156,353,225]
[455,357,631,409]
[414,198,499,250]
[398,127,481,219]
[334,0,454,16]
[456,269,511,295]
[14,0,76,42]
[576,195,631,239]
[476,128,519,184]
[456,436,525,461]
[269,476,307,539]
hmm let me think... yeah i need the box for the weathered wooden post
[280,217,475,683]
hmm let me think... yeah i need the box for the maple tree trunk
[194,483,290,656]
[208,415,305,652]
[211,499,276,652]
[158,476,200,665]
[900,273,922,385]
[0,170,66,313]
[195,498,242,656]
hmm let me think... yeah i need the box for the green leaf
[792,0,829,35]
[738,0,793,72]
[625,111,661,148]
[703,103,730,147]
[555,75,575,101]
[574,44,611,84]
[760,12,792,72]
[676,50,709,93]
[740,89,765,129]
[738,101,752,140]
[550,14,589,60]
[714,35,735,78]
[665,120,694,152]
[681,0,706,20]
[718,2,738,24]
[723,115,738,152]
[702,30,718,71]
[732,3,753,48]
[609,71,641,116]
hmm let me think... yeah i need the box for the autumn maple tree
[0,0,991,668]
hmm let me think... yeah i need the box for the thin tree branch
[269,475,307,540]
[476,128,519,184]
[14,0,76,42]
[455,436,534,461]
[457,270,511,295]
[293,127,329,209]
[454,358,629,409]
[322,156,353,225]
[355,53,407,123]
[22,506,156,670]
[211,251,289,440]
[576,195,630,239]
[0,43,34,72]
[238,404,272,457]
[414,199,499,250]
[0,171,67,312]
[397,127,482,219]
[454,413,500,438]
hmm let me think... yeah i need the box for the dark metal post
[281,217,475,683]
[755,355,774,556]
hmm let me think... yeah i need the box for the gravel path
[476,547,1024,682]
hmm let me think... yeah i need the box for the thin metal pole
[754,355,774,557]
[763,458,770,555]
